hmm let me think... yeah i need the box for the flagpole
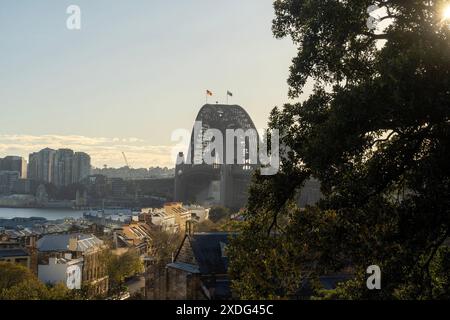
[226,91,232,105]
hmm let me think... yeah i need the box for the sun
[443,5,450,21]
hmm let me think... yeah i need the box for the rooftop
[0,248,29,258]
[167,262,200,274]
[37,233,103,252]
[186,232,234,275]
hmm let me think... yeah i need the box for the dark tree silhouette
[229,0,450,299]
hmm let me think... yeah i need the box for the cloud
[0,134,178,168]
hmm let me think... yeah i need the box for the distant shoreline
[0,207,85,221]
[0,205,77,210]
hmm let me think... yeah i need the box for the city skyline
[0,144,174,171]
[0,0,312,168]
[0,134,175,168]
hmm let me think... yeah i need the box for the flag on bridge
[206,90,213,104]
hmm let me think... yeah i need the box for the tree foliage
[103,249,144,295]
[149,229,183,269]
[229,0,450,299]
[0,262,75,300]
[208,206,231,223]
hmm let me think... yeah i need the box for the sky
[0,0,309,168]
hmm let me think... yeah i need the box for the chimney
[185,220,194,237]
[113,231,118,249]
[68,237,78,251]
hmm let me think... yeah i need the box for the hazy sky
[0,0,309,168]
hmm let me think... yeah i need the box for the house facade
[37,233,109,295]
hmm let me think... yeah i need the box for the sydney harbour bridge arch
[174,104,260,210]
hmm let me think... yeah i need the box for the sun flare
[443,5,450,20]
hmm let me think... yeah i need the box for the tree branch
[364,32,390,40]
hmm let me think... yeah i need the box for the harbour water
[0,207,84,221]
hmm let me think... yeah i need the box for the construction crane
[121,152,141,200]
[122,152,130,168]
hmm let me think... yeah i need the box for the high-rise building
[0,156,27,179]
[72,152,91,183]
[52,149,74,187]
[27,152,39,181]
[0,171,20,194]
[28,148,91,186]
[28,148,56,183]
